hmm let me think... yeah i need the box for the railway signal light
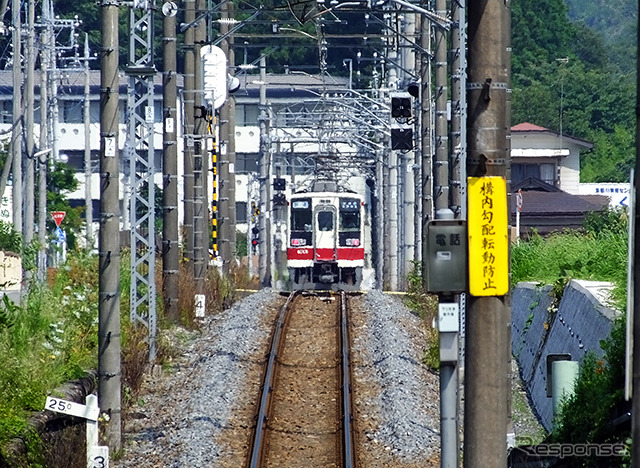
[273,177,286,191]
[391,128,413,150]
[251,226,259,251]
[391,96,412,118]
[273,193,287,206]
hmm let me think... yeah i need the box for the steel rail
[248,290,355,467]
[340,291,355,468]
[249,290,298,468]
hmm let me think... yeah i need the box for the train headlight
[346,238,360,246]
[291,238,307,246]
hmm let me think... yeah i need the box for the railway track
[248,290,356,468]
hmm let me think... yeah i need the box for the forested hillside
[512,0,636,183]
[564,0,636,74]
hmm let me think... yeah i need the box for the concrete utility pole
[162,0,179,322]
[433,0,448,218]
[420,14,433,280]
[11,0,22,234]
[388,48,399,291]
[193,0,206,295]
[196,0,210,287]
[98,0,122,451]
[450,0,467,217]
[382,149,390,289]
[183,0,196,270]
[432,2,458,467]
[24,0,35,245]
[219,0,237,273]
[402,13,417,275]
[464,1,511,466]
[258,56,271,285]
[37,0,53,282]
[84,35,93,248]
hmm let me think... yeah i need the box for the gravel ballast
[114,289,442,467]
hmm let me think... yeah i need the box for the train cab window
[291,198,312,231]
[340,211,360,231]
[317,211,334,231]
[291,210,312,231]
[340,198,360,231]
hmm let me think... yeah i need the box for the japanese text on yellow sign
[468,176,509,296]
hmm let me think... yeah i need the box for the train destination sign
[467,176,509,296]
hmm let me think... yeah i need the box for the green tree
[581,125,635,182]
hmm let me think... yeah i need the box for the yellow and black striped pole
[209,112,219,259]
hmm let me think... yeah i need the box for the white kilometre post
[44,394,109,467]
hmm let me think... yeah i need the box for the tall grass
[0,241,248,463]
[0,253,100,461]
[512,228,628,307]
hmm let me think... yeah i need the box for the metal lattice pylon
[126,0,157,361]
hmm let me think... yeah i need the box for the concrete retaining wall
[512,280,618,431]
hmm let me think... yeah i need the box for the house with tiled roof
[511,123,607,237]
[511,122,593,195]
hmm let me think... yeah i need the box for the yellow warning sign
[467,176,509,296]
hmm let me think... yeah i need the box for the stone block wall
[512,280,618,431]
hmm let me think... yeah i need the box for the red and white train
[287,189,365,289]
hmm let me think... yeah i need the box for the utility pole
[464,1,511,466]
[162,0,179,322]
[402,13,417,278]
[99,0,122,451]
[431,2,459,467]
[219,0,237,273]
[24,0,35,245]
[11,0,22,235]
[258,56,271,285]
[183,0,196,270]
[84,34,93,248]
[388,46,399,291]
[197,0,210,287]
[37,0,53,282]
[193,0,206,295]
[374,149,384,288]
[420,13,433,280]
[433,0,448,218]
[450,0,466,218]
[382,147,390,288]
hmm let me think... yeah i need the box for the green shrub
[550,318,629,465]
[403,261,439,370]
[0,221,21,254]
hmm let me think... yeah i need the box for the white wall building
[511,122,593,195]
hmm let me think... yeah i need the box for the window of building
[236,104,259,125]
[1,100,12,123]
[236,202,248,223]
[62,100,83,123]
[512,163,556,186]
[236,153,259,173]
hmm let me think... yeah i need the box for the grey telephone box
[426,220,467,294]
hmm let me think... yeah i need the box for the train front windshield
[291,199,312,232]
[339,199,360,231]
